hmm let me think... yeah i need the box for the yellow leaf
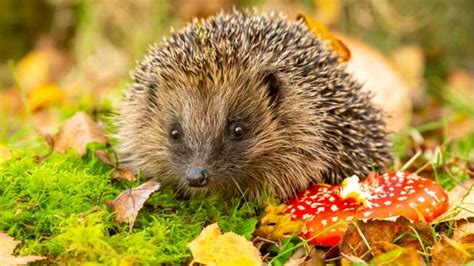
[14,51,50,92]
[188,223,262,266]
[27,83,65,112]
[298,14,351,63]
[314,0,342,25]
[254,204,303,241]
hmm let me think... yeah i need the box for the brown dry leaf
[0,232,46,265]
[448,69,474,99]
[338,35,413,132]
[298,14,351,63]
[108,180,161,230]
[437,179,474,221]
[31,109,61,136]
[94,149,114,166]
[94,150,136,182]
[112,169,136,182]
[188,223,262,266]
[0,89,22,114]
[369,241,424,266]
[340,217,432,260]
[453,221,474,242]
[52,112,108,155]
[254,204,303,241]
[284,246,325,266]
[431,235,474,266]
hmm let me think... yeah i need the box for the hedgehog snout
[185,166,209,187]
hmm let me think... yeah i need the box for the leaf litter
[107,179,161,230]
[0,232,45,266]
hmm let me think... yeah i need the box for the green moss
[0,146,260,264]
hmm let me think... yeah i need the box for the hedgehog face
[116,10,391,200]
[145,70,285,197]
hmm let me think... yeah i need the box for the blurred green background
[0,0,473,145]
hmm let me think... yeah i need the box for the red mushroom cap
[286,172,449,246]
[287,184,359,246]
[357,172,449,222]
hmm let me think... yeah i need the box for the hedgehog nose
[186,166,209,187]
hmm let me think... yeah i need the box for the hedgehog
[115,10,392,200]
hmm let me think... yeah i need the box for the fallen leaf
[107,180,161,230]
[0,89,22,115]
[94,149,114,166]
[94,150,136,182]
[14,51,50,92]
[255,204,303,241]
[340,217,433,260]
[112,169,136,182]
[298,14,351,63]
[27,83,65,112]
[370,241,424,266]
[52,112,108,155]
[448,69,474,99]
[188,223,262,266]
[31,109,61,136]
[0,232,46,265]
[338,35,412,132]
[431,235,474,266]
[437,179,474,221]
[314,0,342,26]
[453,221,474,242]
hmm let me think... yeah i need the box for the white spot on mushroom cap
[330,205,339,212]
[331,216,338,222]
[297,205,305,211]
[346,216,354,221]
[417,197,426,203]
[363,211,372,217]
[317,206,325,213]
[329,197,335,202]
[384,200,392,206]
[321,219,327,226]
[398,196,407,201]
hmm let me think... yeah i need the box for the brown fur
[115,10,392,200]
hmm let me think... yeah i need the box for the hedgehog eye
[229,122,245,140]
[169,127,182,140]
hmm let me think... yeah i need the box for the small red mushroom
[286,172,449,246]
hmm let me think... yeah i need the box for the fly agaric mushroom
[286,172,449,246]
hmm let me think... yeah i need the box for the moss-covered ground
[0,144,259,264]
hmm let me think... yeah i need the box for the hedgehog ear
[261,71,281,109]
